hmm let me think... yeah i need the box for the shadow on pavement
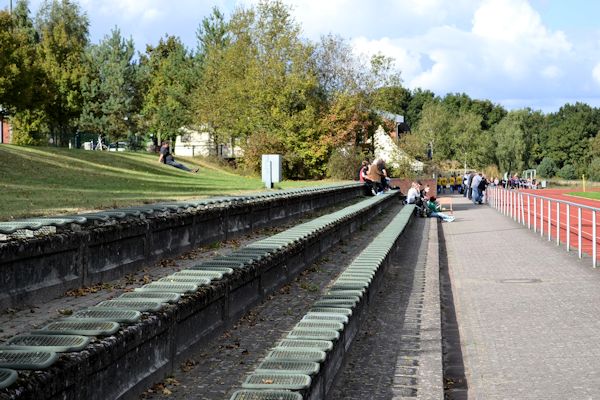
[439,221,469,399]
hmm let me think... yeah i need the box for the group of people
[436,174,462,194]
[462,171,489,204]
[406,181,455,222]
[500,174,538,189]
[358,158,393,195]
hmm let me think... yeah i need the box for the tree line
[1,0,599,180]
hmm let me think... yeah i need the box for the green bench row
[0,183,360,235]
[229,204,416,400]
[0,190,393,392]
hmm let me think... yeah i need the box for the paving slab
[442,194,600,399]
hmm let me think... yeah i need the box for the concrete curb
[415,218,443,399]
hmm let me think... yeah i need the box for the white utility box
[261,154,283,188]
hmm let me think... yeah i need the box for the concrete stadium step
[1,183,363,309]
[228,204,416,399]
[0,187,399,398]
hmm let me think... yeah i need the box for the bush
[326,147,369,180]
[10,110,48,145]
[557,164,577,180]
[240,131,286,176]
[537,157,558,178]
[588,158,600,181]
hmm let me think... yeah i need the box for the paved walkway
[442,194,600,399]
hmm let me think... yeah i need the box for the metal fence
[487,186,599,268]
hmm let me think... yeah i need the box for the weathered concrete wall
[0,186,362,309]
[0,191,399,400]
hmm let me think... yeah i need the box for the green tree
[80,28,140,142]
[194,1,324,178]
[141,35,194,143]
[196,6,229,63]
[537,157,558,178]
[193,6,240,155]
[557,164,577,180]
[0,5,38,113]
[405,88,435,129]
[36,0,89,145]
[470,99,506,131]
[410,100,453,163]
[544,103,600,174]
[521,108,546,168]
[493,110,528,175]
[451,108,483,168]
[587,158,600,181]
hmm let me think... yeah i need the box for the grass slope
[0,145,334,220]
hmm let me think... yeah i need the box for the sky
[3,0,600,113]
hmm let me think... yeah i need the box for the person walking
[467,172,475,199]
[478,174,489,204]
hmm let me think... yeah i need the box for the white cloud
[345,0,587,110]
[592,63,600,86]
[541,65,562,79]
[472,0,571,54]
[248,0,479,40]
[351,36,423,82]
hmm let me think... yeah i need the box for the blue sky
[3,0,600,113]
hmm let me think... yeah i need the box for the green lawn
[0,145,341,220]
[568,191,600,200]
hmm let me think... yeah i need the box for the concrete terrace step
[228,204,418,399]
[0,183,363,309]
[0,188,399,399]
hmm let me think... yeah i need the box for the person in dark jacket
[158,142,198,173]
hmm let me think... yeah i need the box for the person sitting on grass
[158,141,198,173]
[426,196,455,222]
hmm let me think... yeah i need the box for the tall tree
[36,0,89,145]
[196,6,229,63]
[411,100,453,162]
[80,28,139,142]
[451,108,483,168]
[141,35,194,143]
[405,88,435,129]
[0,2,39,113]
[493,110,528,174]
[193,1,324,177]
[193,6,237,154]
[544,103,600,174]
[313,34,360,101]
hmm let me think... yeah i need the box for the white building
[174,127,243,158]
[373,125,423,172]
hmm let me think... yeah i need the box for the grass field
[569,192,600,201]
[0,145,339,220]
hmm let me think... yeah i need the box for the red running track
[489,187,600,262]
